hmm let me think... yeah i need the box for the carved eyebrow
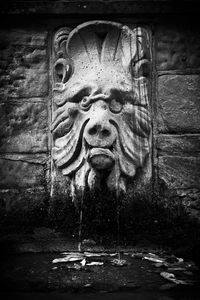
[67,86,92,102]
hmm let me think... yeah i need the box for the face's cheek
[52,102,80,140]
[121,103,151,138]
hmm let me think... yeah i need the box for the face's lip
[85,141,115,159]
[89,147,115,160]
[84,139,114,152]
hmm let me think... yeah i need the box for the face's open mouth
[85,140,115,170]
[88,147,115,170]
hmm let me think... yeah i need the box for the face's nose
[88,123,111,138]
[84,100,116,148]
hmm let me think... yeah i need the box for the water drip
[70,177,76,204]
[77,162,88,252]
[114,156,122,260]
[78,198,83,252]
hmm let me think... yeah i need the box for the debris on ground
[143,253,166,263]
[80,258,86,267]
[131,253,143,259]
[51,249,199,287]
[86,262,104,266]
[83,251,117,257]
[52,253,85,264]
[160,271,192,285]
[82,239,96,246]
[111,258,127,266]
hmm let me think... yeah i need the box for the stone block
[158,75,200,133]
[0,30,48,98]
[157,134,200,155]
[157,134,200,221]
[0,101,48,153]
[0,156,47,188]
[155,26,200,70]
[158,156,200,190]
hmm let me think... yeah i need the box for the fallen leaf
[80,258,86,267]
[86,262,104,266]
[160,271,191,285]
[52,253,84,264]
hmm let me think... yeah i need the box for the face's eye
[109,99,122,113]
[80,96,91,110]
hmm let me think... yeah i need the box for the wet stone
[0,29,48,98]
[0,101,48,153]
[158,75,200,133]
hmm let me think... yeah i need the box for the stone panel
[0,157,47,188]
[158,156,200,190]
[0,101,48,153]
[155,26,200,70]
[157,134,200,155]
[0,30,48,98]
[158,75,200,133]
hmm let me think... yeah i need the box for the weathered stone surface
[0,157,47,188]
[0,187,49,233]
[157,134,200,155]
[52,21,152,196]
[158,75,200,133]
[158,156,200,190]
[0,101,48,153]
[0,30,48,98]
[157,134,200,221]
[0,187,47,212]
[155,26,200,70]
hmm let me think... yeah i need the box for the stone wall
[0,1,200,247]
[155,25,200,221]
[0,28,50,229]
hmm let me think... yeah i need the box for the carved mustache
[52,105,150,179]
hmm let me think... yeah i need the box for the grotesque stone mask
[52,21,151,198]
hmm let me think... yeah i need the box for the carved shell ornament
[52,21,151,197]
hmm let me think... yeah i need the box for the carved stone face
[52,21,151,196]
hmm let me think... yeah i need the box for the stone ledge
[0,153,49,164]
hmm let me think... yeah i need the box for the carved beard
[52,97,151,198]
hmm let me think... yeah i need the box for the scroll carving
[52,21,151,197]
